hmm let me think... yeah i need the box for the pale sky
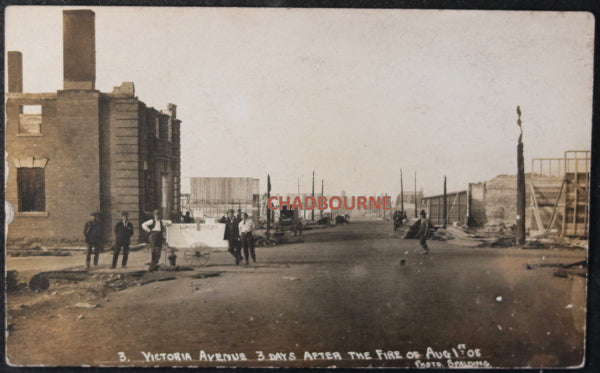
[5,7,594,197]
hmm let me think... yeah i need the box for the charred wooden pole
[267,174,271,235]
[311,171,315,221]
[516,106,526,245]
[320,179,324,219]
[414,171,418,218]
[443,176,447,228]
[400,169,404,212]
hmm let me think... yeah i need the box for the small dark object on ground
[553,269,568,278]
[29,274,50,291]
[400,260,406,266]
[562,260,586,269]
[317,217,331,225]
[335,216,349,225]
[7,270,19,291]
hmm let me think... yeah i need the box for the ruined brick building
[6,10,182,246]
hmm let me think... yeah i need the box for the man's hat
[121,211,128,217]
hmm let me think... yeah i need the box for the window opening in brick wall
[19,105,42,135]
[17,167,46,212]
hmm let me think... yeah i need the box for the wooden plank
[573,161,578,235]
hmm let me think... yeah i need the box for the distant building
[189,177,260,219]
[6,10,182,246]
[394,190,424,218]
[421,151,590,238]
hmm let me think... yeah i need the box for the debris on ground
[190,272,222,279]
[128,243,148,251]
[73,302,98,309]
[159,266,195,271]
[282,276,300,281]
[525,260,587,279]
[8,246,73,257]
[7,270,19,291]
[29,274,51,291]
[104,271,179,290]
[477,236,515,248]
[139,277,177,286]
[446,226,470,239]
[430,228,454,241]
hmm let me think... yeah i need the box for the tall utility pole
[443,176,447,228]
[320,179,324,219]
[311,171,315,221]
[400,169,404,212]
[516,106,526,245]
[300,177,306,219]
[414,171,418,218]
[267,174,271,234]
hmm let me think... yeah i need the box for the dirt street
[5,220,586,368]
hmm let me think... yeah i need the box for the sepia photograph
[3,5,594,368]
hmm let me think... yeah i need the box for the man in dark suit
[223,209,242,265]
[83,212,103,269]
[112,211,134,268]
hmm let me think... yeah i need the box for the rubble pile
[526,260,587,279]
[9,246,73,257]
[477,236,516,248]
[430,228,454,241]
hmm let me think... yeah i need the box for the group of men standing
[83,208,255,270]
[223,209,256,265]
[83,209,167,271]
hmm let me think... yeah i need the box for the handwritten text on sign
[166,223,227,249]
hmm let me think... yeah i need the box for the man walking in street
[112,211,134,269]
[223,209,242,265]
[418,209,430,255]
[142,209,169,271]
[83,212,103,269]
[238,212,256,265]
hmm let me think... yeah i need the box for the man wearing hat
[142,209,170,271]
[83,212,104,269]
[238,212,256,265]
[223,209,242,265]
[112,211,134,268]
[418,210,431,255]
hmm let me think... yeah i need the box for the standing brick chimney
[7,51,23,93]
[63,10,96,90]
